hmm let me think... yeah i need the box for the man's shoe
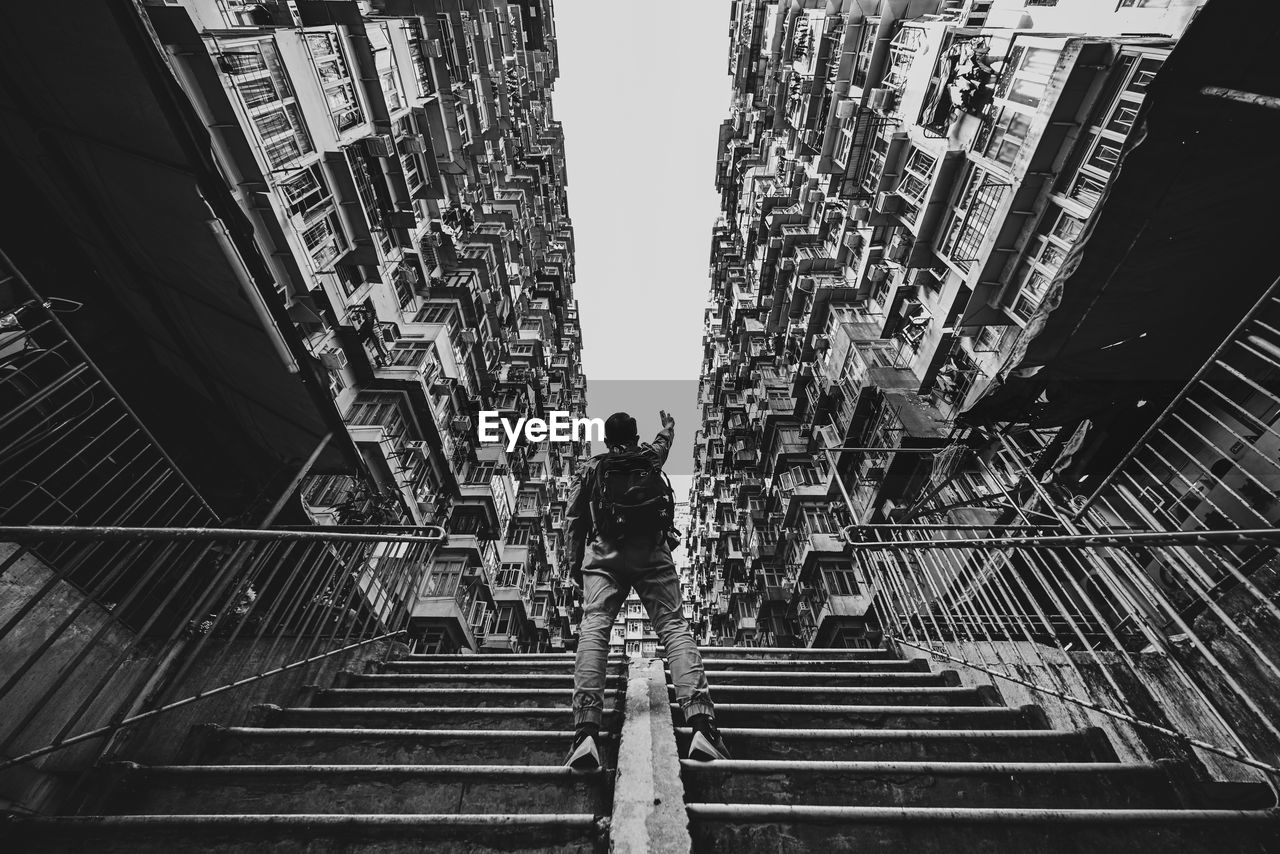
[687,725,731,761]
[564,730,601,770]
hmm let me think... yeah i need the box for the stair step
[673,728,1117,763]
[379,659,627,674]
[677,647,898,661]
[344,672,625,689]
[691,670,957,687]
[686,805,1280,854]
[312,687,619,709]
[271,706,617,730]
[682,704,1041,730]
[6,813,605,854]
[195,727,614,766]
[396,660,622,665]
[681,761,1181,809]
[675,685,985,706]
[697,658,931,673]
[111,764,610,816]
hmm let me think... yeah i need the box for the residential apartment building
[687,0,1205,648]
[2,0,589,656]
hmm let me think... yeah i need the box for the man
[562,410,730,770]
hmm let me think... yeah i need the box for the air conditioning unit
[836,98,856,120]
[404,134,429,154]
[364,135,396,158]
[852,205,871,223]
[874,192,904,215]
[427,39,444,58]
[809,334,830,352]
[887,240,910,264]
[381,325,400,344]
[460,329,479,344]
[405,440,430,454]
[451,416,473,433]
[867,87,897,112]
[320,348,348,370]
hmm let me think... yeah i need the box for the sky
[551,0,734,497]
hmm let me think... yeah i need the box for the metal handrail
[0,526,444,775]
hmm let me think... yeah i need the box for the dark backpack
[590,449,676,542]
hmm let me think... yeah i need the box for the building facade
[14,0,590,656]
[686,0,1201,648]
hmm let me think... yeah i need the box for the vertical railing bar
[0,385,113,475]
[999,437,1280,745]
[1074,270,1280,518]
[50,536,225,744]
[0,537,190,753]
[0,248,220,519]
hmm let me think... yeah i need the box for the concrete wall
[113,636,400,769]
[0,543,400,814]
[0,544,163,815]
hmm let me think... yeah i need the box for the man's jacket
[564,425,674,586]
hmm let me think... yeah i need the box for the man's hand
[659,409,675,430]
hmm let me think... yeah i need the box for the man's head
[604,412,639,449]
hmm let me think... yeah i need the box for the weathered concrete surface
[0,544,162,814]
[891,640,1267,783]
[610,655,691,854]
[114,638,399,768]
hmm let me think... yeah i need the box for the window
[305,31,363,132]
[300,213,344,269]
[403,19,434,96]
[346,391,406,431]
[368,23,404,111]
[821,562,860,596]
[884,26,924,89]
[224,41,312,168]
[387,341,439,372]
[983,108,1032,167]
[508,522,537,546]
[497,562,524,588]
[466,460,496,484]
[1068,173,1107,208]
[531,597,546,618]
[1105,97,1141,136]
[940,165,1006,270]
[896,147,937,223]
[803,506,837,535]
[347,148,390,253]
[1051,209,1086,242]
[491,606,514,636]
[851,21,877,89]
[278,164,331,221]
[422,558,465,597]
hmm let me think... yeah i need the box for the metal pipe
[843,527,1280,549]
[0,525,446,543]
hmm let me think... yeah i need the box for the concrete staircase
[672,645,1280,853]
[7,652,625,853]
